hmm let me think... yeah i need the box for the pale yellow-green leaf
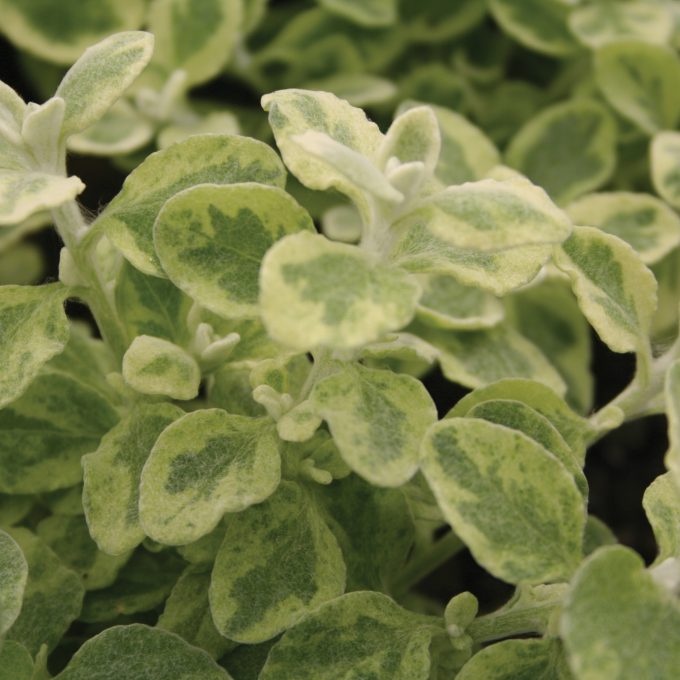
[302,74,396,108]
[0,529,27,637]
[650,130,680,210]
[665,360,680,494]
[642,473,680,564]
[317,0,397,27]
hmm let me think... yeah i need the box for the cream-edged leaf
[651,130,680,210]
[642,473,680,564]
[0,529,27,637]
[665,360,680,492]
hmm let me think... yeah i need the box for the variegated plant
[1,3,680,679]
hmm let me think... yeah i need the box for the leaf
[553,226,658,354]
[0,494,32,527]
[0,640,34,680]
[651,130,680,210]
[209,481,346,643]
[155,183,314,319]
[489,0,578,57]
[36,514,130,590]
[139,409,281,545]
[0,171,85,226]
[311,363,437,486]
[158,564,234,659]
[567,191,680,267]
[402,0,486,44]
[5,528,84,655]
[569,1,674,49]
[122,335,201,400]
[317,0,397,27]
[98,135,286,276]
[260,231,421,351]
[643,473,680,564]
[0,529,27,637]
[0,283,69,408]
[506,99,617,205]
[457,638,571,679]
[665,360,680,492]
[55,624,232,679]
[149,0,242,86]
[595,40,680,134]
[260,591,449,680]
[0,0,146,65]
[55,31,154,138]
[415,321,567,396]
[82,403,184,556]
[561,546,680,680]
[421,417,585,584]
[303,74,396,108]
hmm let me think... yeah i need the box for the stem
[468,600,559,644]
[392,532,465,598]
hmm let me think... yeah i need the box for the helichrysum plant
[1,1,680,678]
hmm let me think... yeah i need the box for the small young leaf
[506,99,617,205]
[554,226,658,354]
[651,130,680,210]
[642,473,680,564]
[561,546,680,680]
[55,624,232,679]
[122,335,201,400]
[139,409,281,545]
[209,481,346,643]
[82,403,184,555]
[318,0,397,27]
[259,591,447,680]
[421,418,585,584]
[5,528,84,655]
[0,283,69,408]
[260,231,421,351]
[98,135,286,276]
[311,363,437,486]
[595,41,680,134]
[0,529,27,637]
[155,183,314,319]
[56,31,154,138]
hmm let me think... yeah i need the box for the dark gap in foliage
[422,366,470,419]
[590,330,636,410]
[68,154,128,213]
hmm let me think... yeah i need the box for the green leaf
[149,0,242,86]
[0,283,69,408]
[5,528,84,655]
[553,226,658,354]
[82,403,184,556]
[158,564,234,659]
[561,546,680,680]
[155,183,314,319]
[457,638,571,679]
[643,473,680,564]
[139,409,281,545]
[569,1,674,49]
[98,135,286,276]
[209,481,345,643]
[0,529,27,637]
[595,41,680,134]
[303,74,396,108]
[402,0,486,44]
[415,321,567,396]
[122,335,200,400]
[505,279,593,414]
[665,360,680,491]
[421,417,585,584]
[651,130,680,210]
[567,191,680,266]
[311,363,437,486]
[261,591,449,680]
[55,31,154,138]
[0,494,32,527]
[0,0,146,65]
[55,624,232,679]
[506,99,617,205]
[0,641,33,680]
[260,231,421,351]
[489,0,579,57]
[317,0,397,27]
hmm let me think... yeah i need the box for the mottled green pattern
[421,418,585,583]
[642,473,680,564]
[651,130,680,210]
[6,528,84,655]
[99,135,286,276]
[82,403,183,555]
[209,481,345,642]
[554,226,658,353]
[260,591,447,680]
[0,283,69,408]
[261,231,421,350]
[55,624,232,680]
[139,409,280,544]
[561,546,680,680]
[506,100,617,205]
[311,363,437,486]
[0,529,27,636]
[595,41,680,134]
[155,183,313,319]
[380,105,440,175]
